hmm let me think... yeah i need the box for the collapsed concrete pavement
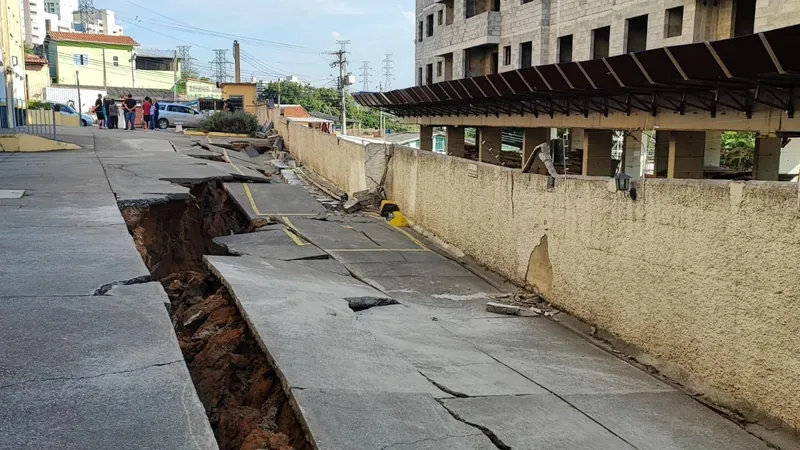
[0,127,779,450]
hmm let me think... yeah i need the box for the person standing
[152,98,161,130]
[223,99,233,112]
[148,98,157,131]
[94,93,105,129]
[107,98,119,130]
[123,94,137,130]
[142,97,152,131]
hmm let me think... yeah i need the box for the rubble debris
[343,197,362,213]
[486,302,521,316]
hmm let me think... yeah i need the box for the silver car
[156,102,204,129]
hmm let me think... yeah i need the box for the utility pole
[210,49,231,85]
[277,80,281,107]
[76,71,82,116]
[382,54,394,91]
[329,40,350,135]
[360,61,371,92]
[173,49,178,101]
[78,0,94,33]
[101,48,107,89]
[378,82,385,138]
[233,40,241,83]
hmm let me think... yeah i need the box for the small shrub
[28,99,50,110]
[198,111,259,135]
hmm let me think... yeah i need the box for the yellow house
[220,82,258,114]
[25,54,51,100]
[45,32,139,88]
[0,0,28,110]
[134,48,181,91]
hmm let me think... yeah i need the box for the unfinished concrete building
[406,0,800,180]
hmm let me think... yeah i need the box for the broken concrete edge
[541,303,795,449]
[294,167,347,201]
[202,255,318,449]
[485,302,543,318]
[183,130,252,138]
[0,134,81,152]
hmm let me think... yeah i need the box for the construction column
[753,135,782,181]
[446,126,465,158]
[420,126,434,151]
[479,127,502,163]
[668,131,705,179]
[582,129,614,176]
[622,131,644,179]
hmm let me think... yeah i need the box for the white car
[43,101,95,126]
[156,103,204,129]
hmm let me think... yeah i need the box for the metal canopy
[354,25,800,119]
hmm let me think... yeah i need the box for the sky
[101,0,416,90]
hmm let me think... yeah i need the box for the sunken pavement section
[0,127,775,450]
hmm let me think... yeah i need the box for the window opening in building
[426,14,434,37]
[664,6,684,38]
[492,0,500,11]
[73,54,89,66]
[444,53,454,80]
[112,56,119,66]
[503,45,511,66]
[558,35,573,63]
[626,14,648,53]
[733,0,756,37]
[444,0,454,25]
[438,9,444,26]
[437,61,443,77]
[520,41,532,68]
[491,51,499,74]
[426,63,433,85]
[418,67,423,86]
[592,26,610,59]
[418,21,423,42]
[522,0,534,4]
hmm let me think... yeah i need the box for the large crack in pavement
[92,275,154,296]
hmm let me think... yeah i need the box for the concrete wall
[386,147,800,431]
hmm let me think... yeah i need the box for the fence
[0,107,58,140]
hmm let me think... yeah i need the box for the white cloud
[332,31,342,40]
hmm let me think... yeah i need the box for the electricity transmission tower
[177,46,197,78]
[78,0,95,33]
[329,40,351,135]
[360,61,372,92]
[382,54,394,91]
[210,49,231,84]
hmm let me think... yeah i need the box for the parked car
[42,101,95,126]
[156,103,204,129]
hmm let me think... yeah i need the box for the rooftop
[25,54,48,65]
[47,32,139,47]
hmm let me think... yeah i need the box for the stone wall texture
[274,119,800,431]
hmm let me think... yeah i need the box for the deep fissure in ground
[120,182,310,450]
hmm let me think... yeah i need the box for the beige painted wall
[274,112,800,431]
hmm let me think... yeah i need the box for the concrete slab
[0,363,218,450]
[293,389,494,450]
[565,392,772,450]
[443,395,635,450]
[358,305,546,397]
[0,152,113,193]
[213,226,329,261]
[439,317,673,396]
[0,192,124,227]
[0,189,24,198]
[224,182,327,219]
[287,217,424,252]
[0,225,150,296]
[204,255,445,398]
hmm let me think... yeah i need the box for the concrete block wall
[754,0,800,31]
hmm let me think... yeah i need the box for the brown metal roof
[46,32,139,46]
[355,24,800,120]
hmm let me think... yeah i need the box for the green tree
[721,131,755,172]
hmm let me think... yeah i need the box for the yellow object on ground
[0,134,80,152]
[388,211,410,228]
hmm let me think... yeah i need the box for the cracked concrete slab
[0,224,150,297]
[0,152,113,193]
[285,217,424,252]
[204,255,445,398]
[357,305,546,397]
[0,192,124,228]
[224,182,327,219]
[564,391,772,450]
[443,394,636,450]
[213,225,329,261]
[0,363,218,450]
[293,389,494,450]
[439,317,673,396]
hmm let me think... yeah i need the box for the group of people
[93,93,161,131]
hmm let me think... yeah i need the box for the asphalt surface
[0,127,775,450]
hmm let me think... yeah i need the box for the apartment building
[44,0,78,20]
[72,8,124,35]
[20,0,46,46]
[415,0,800,85]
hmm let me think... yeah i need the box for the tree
[721,131,755,172]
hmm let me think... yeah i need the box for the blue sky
[102,0,416,89]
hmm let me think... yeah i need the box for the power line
[78,0,94,33]
[177,46,197,79]
[360,61,371,92]
[382,54,394,91]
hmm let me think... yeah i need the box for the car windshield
[59,104,76,114]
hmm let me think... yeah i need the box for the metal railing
[0,106,57,140]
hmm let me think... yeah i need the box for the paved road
[0,128,776,450]
[0,127,219,450]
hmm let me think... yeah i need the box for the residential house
[45,32,138,87]
[134,48,180,91]
[220,82,258,114]
[25,54,50,100]
[182,78,222,100]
